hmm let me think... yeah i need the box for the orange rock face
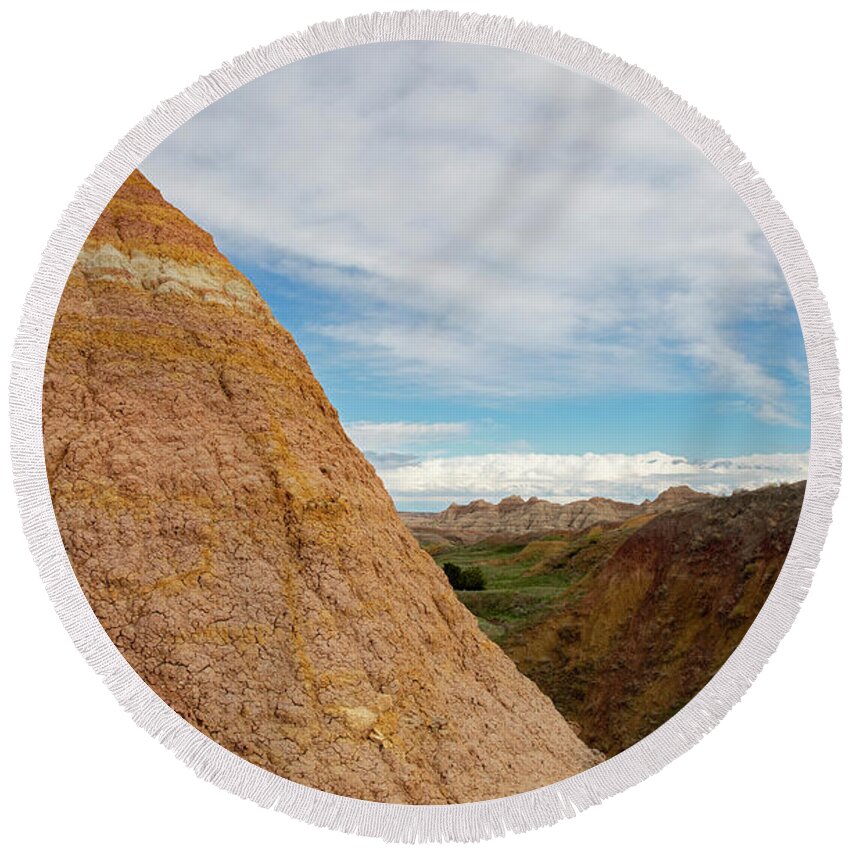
[43,170,600,803]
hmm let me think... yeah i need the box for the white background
[1,2,847,847]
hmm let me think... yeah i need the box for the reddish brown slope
[508,481,805,755]
[42,170,599,803]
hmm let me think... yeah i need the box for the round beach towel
[10,11,840,842]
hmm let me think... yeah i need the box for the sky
[141,41,810,511]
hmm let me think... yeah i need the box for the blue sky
[141,41,809,510]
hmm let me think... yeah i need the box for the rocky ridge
[402,485,713,545]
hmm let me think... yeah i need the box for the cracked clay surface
[42,171,601,803]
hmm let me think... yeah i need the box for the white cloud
[375,450,809,506]
[142,41,807,424]
[344,420,469,451]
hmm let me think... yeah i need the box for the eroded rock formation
[402,486,713,546]
[42,170,600,803]
[507,481,805,754]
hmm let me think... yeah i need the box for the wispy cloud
[375,450,808,507]
[361,452,420,471]
[141,41,807,430]
[344,420,470,451]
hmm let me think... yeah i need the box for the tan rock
[43,170,601,804]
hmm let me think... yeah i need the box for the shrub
[442,562,463,589]
[461,566,486,591]
[442,562,486,591]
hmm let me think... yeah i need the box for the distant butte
[401,485,717,545]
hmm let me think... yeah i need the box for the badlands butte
[42,170,805,800]
[42,170,601,804]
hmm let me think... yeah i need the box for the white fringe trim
[9,9,841,843]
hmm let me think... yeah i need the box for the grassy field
[425,522,645,646]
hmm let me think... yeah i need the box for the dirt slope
[507,481,805,755]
